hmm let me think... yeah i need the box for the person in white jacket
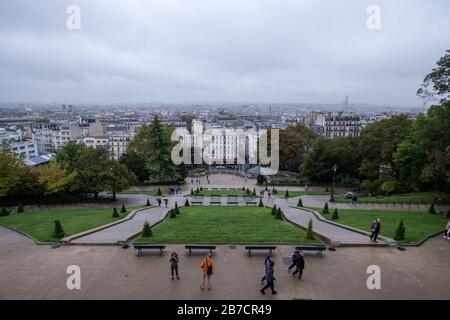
[444,219,450,239]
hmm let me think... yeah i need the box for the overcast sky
[0,0,449,106]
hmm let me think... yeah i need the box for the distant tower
[343,95,349,108]
[269,104,272,116]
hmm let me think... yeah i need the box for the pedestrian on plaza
[260,256,272,283]
[170,252,180,280]
[443,219,450,239]
[370,218,381,242]
[157,198,162,206]
[261,258,277,295]
[288,249,300,272]
[292,251,305,280]
[163,198,168,207]
[200,253,214,291]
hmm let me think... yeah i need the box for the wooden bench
[245,245,277,256]
[133,244,166,256]
[191,201,203,205]
[227,201,239,205]
[295,245,327,258]
[246,201,257,205]
[210,201,222,205]
[185,245,216,256]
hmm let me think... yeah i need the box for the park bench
[191,201,203,205]
[227,201,239,205]
[210,201,222,205]
[245,245,277,256]
[246,201,257,205]
[133,244,166,256]
[295,245,327,258]
[185,245,216,256]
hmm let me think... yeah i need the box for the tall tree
[105,161,138,200]
[55,141,88,171]
[0,145,24,198]
[417,49,450,103]
[37,161,76,196]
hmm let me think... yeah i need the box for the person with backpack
[169,252,180,280]
[200,253,214,291]
[157,198,162,207]
[292,251,305,280]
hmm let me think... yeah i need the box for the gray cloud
[0,0,449,106]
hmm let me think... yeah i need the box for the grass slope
[316,207,447,244]
[334,192,450,205]
[135,206,321,244]
[0,206,141,242]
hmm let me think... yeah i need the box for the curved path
[0,225,33,246]
[266,197,391,246]
[68,196,186,245]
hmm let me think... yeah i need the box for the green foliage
[191,188,194,195]
[170,209,177,218]
[0,146,24,197]
[52,220,65,239]
[285,190,289,198]
[360,179,382,194]
[157,187,162,196]
[146,198,151,206]
[0,207,10,217]
[275,207,283,220]
[394,219,406,241]
[174,202,180,214]
[258,198,264,207]
[142,221,152,237]
[297,198,303,207]
[112,207,119,217]
[121,204,127,213]
[306,219,315,240]
[17,203,24,213]
[271,205,277,215]
[417,49,450,102]
[331,208,339,220]
[380,179,398,196]
[322,202,329,214]
[325,187,329,193]
[185,198,190,207]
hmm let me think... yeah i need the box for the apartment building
[75,136,109,149]
[10,141,39,158]
[324,114,361,138]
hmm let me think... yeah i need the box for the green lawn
[135,206,321,244]
[279,191,330,198]
[314,207,447,245]
[0,206,141,243]
[190,190,257,197]
[334,192,450,205]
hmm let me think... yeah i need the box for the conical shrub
[142,221,152,237]
[275,207,283,220]
[322,202,329,214]
[285,190,289,198]
[0,207,10,217]
[297,198,303,207]
[121,204,127,213]
[306,219,315,240]
[112,207,119,217]
[428,203,436,214]
[271,205,277,215]
[170,209,177,218]
[185,198,190,207]
[394,219,406,241]
[17,203,24,213]
[174,202,180,214]
[146,198,151,206]
[53,220,65,239]
[157,188,162,196]
[259,198,264,207]
[331,208,339,220]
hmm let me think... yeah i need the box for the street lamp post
[330,164,337,202]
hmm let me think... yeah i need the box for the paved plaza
[0,228,449,299]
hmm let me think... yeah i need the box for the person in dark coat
[260,256,271,283]
[169,252,180,280]
[260,259,277,295]
[370,218,381,242]
[293,251,305,279]
[288,250,300,272]
[157,198,162,206]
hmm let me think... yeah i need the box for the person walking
[287,250,300,272]
[157,198,162,207]
[444,219,450,239]
[163,198,168,207]
[169,252,180,280]
[260,258,277,295]
[292,251,305,280]
[200,253,214,291]
[260,256,272,283]
[370,218,381,243]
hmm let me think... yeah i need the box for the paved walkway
[69,197,185,245]
[267,197,388,246]
[1,238,450,299]
[0,225,33,245]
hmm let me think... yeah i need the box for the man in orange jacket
[200,253,214,291]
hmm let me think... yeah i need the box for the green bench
[185,245,216,256]
[295,245,327,258]
[245,245,277,256]
[133,244,166,256]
